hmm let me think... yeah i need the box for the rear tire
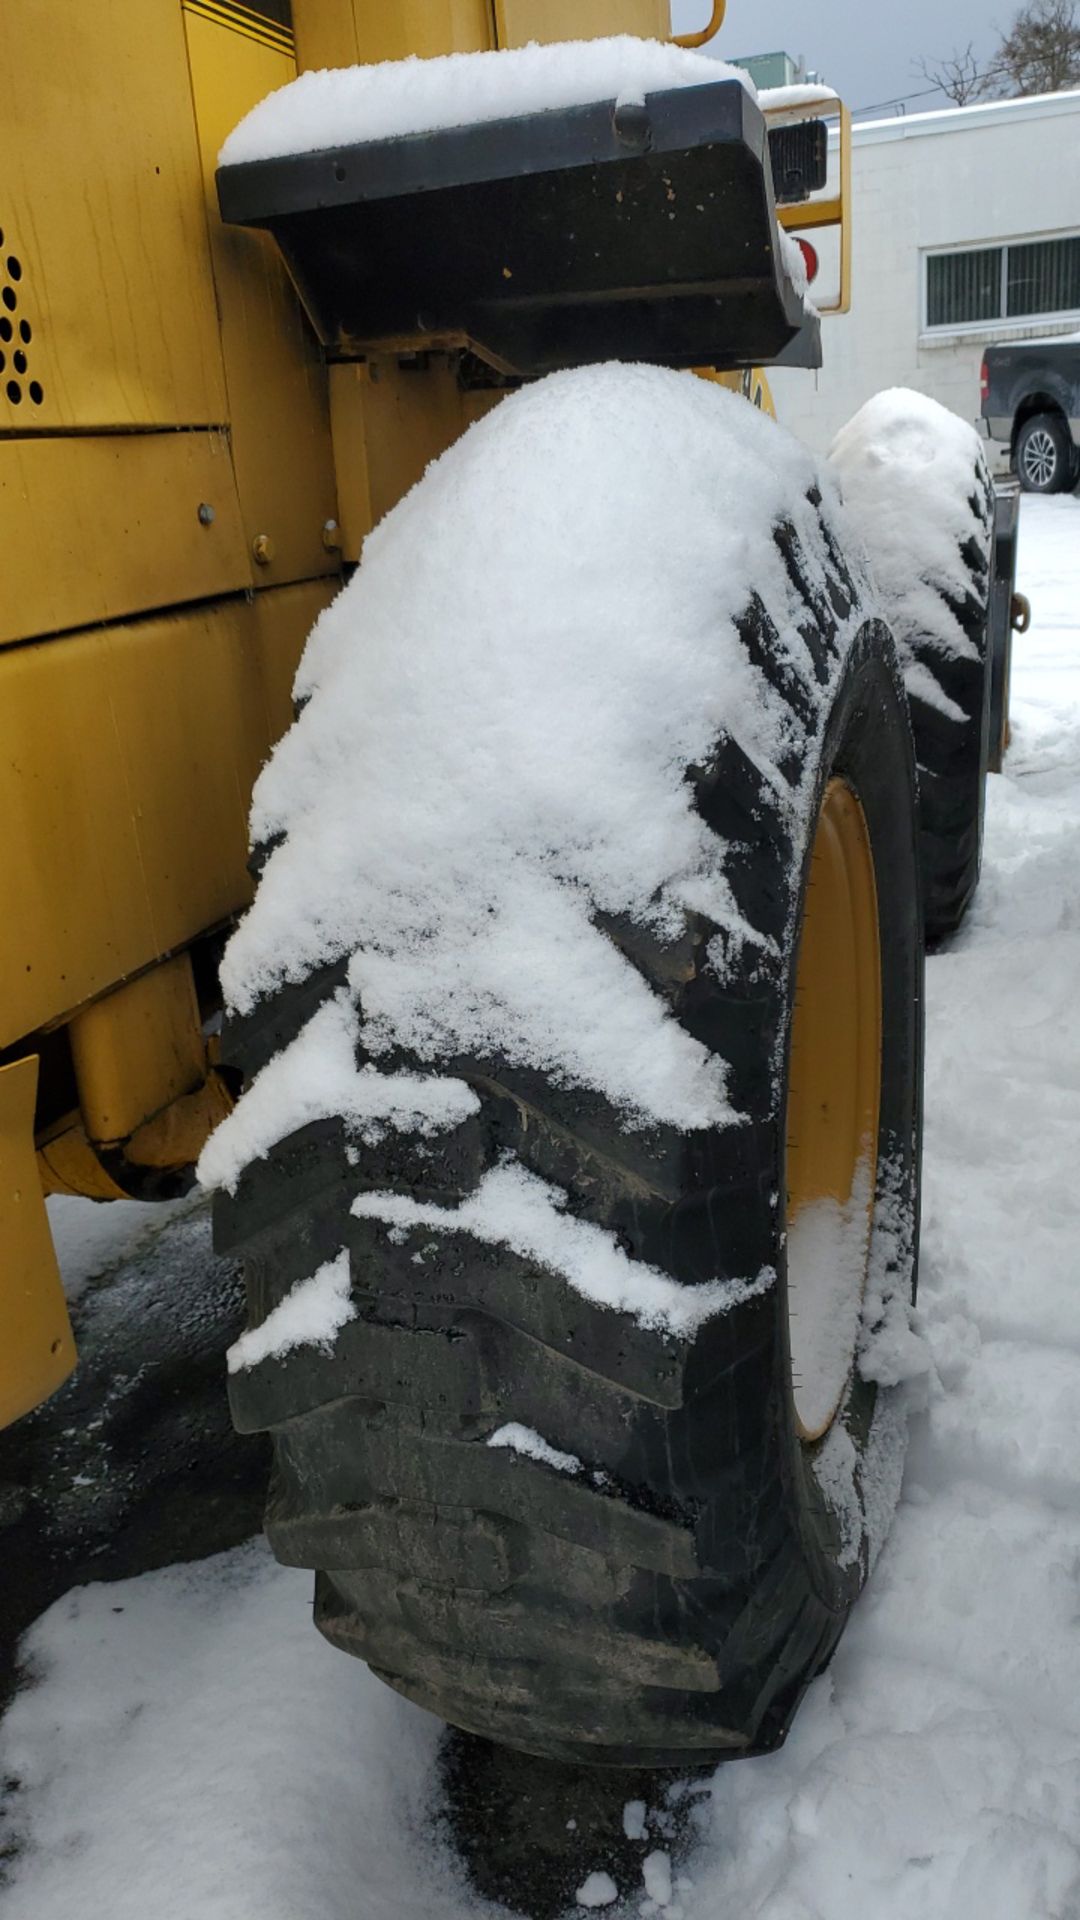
[829,391,995,943]
[1016,412,1075,495]
[213,458,923,1769]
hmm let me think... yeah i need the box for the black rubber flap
[217,79,819,376]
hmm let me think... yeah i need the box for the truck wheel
[829,391,994,943]
[205,371,923,1769]
[1016,412,1075,494]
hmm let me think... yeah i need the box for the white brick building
[770,88,1080,459]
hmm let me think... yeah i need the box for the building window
[927,249,1002,327]
[1007,237,1080,317]
[925,233,1080,330]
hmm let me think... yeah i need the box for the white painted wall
[769,89,1080,458]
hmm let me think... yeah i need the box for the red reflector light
[796,237,819,285]
[980,357,990,400]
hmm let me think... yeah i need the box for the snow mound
[219,364,858,1162]
[828,388,990,719]
[218,37,751,168]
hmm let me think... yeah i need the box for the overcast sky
[669,0,1005,115]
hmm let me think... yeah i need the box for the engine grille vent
[0,229,44,411]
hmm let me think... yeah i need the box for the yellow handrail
[770,94,853,316]
[672,1,725,49]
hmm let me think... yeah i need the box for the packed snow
[623,1802,648,1843]
[641,1850,673,1907]
[226,1249,354,1374]
[353,1157,775,1338]
[4,494,1078,1920]
[575,1872,619,1910]
[757,85,840,117]
[218,37,751,168]
[828,389,990,721]
[786,1154,875,1437]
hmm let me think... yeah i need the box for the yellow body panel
[183,11,341,591]
[0,432,249,648]
[38,1122,129,1202]
[0,0,228,433]
[0,579,335,1047]
[69,956,207,1149]
[124,1073,235,1173]
[1,1,343,1424]
[330,360,499,560]
[495,0,668,42]
[0,1058,77,1429]
[293,0,494,68]
[698,367,776,417]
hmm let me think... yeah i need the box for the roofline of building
[852,87,1080,142]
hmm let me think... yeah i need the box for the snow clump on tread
[351,1159,776,1336]
[198,992,479,1195]
[828,387,992,721]
[486,1423,583,1476]
[227,1249,355,1374]
[206,364,873,1330]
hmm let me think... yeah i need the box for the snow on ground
[46,1191,199,1305]
[3,495,1080,1918]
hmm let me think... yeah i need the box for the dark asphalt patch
[0,1200,268,1712]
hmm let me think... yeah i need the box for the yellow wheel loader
[2,0,1012,1787]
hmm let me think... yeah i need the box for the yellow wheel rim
[785,778,882,1442]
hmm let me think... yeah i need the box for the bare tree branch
[914,42,1000,105]
[996,0,1080,95]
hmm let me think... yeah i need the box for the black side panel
[217,81,819,376]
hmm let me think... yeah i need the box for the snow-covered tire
[205,370,923,1769]
[829,391,995,943]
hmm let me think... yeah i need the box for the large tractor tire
[203,367,923,1770]
[829,390,995,944]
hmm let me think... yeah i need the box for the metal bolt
[321,519,342,551]
[252,533,274,566]
[197,501,215,526]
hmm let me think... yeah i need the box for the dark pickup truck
[980,337,1080,493]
